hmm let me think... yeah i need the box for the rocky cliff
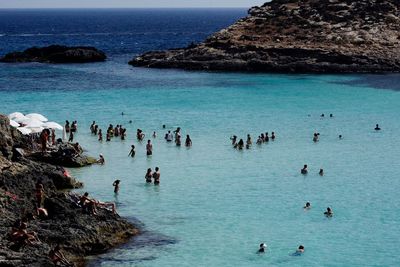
[0,115,137,266]
[0,45,106,63]
[130,0,400,73]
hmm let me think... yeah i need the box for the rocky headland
[0,114,137,266]
[130,0,400,73]
[0,45,106,63]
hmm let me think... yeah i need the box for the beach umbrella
[9,120,20,127]
[28,126,44,133]
[13,115,30,123]
[26,113,48,122]
[24,118,44,128]
[17,127,32,135]
[8,112,24,120]
[42,121,63,130]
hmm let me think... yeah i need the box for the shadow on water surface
[87,216,178,266]
[332,73,400,91]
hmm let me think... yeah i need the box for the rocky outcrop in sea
[0,45,106,63]
[130,0,400,73]
[0,114,137,266]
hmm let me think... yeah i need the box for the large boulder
[1,45,107,63]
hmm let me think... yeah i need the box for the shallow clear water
[1,9,400,267]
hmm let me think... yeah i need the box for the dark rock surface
[28,143,98,168]
[130,0,400,73]
[1,45,106,63]
[0,114,138,266]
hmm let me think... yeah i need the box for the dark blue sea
[0,9,246,60]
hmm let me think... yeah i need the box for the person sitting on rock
[11,222,41,246]
[78,192,97,215]
[49,244,74,266]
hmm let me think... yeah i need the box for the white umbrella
[28,126,44,133]
[8,112,25,120]
[24,119,44,128]
[42,121,63,130]
[26,113,48,122]
[9,120,20,127]
[13,115,30,123]
[17,127,32,135]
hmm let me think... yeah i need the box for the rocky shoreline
[0,45,106,63]
[130,0,400,73]
[0,114,138,266]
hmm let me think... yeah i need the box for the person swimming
[145,168,152,183]
[319,169,324,176]
[304,202,311,210]
[292,245,305,256]
[321,113,325,117]
[128,145,135,157]
[324,207,333,217]
[375,124,381,131]
[339,134,343,139]
[257,243,267,253]
[301,164,308,174]
[330,114,333,118]
[113,180,120,194]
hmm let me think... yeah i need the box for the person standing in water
[152,131,157,138]
[128,145,135,157]
[375,124,381,131]
[176,134,181,146]
[319,169,324,176]
[146,140,153,156]
[65,120,70,133]
[90,121,96,134]
[271,132,276,140]
[113,180,120,194]
[230,135,237,145]
[185,135,192,147]
[98,129,103,141]
[145,168,152,183]
[246,134,252,146]
[301,164,308,174]
[153,167,160,185]
[68,131,74,143]
[106,132,111,142]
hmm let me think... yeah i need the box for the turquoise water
[1,61,400,266]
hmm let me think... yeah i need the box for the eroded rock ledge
[130,0,400,73]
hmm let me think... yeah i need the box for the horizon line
[0,7,252,10]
